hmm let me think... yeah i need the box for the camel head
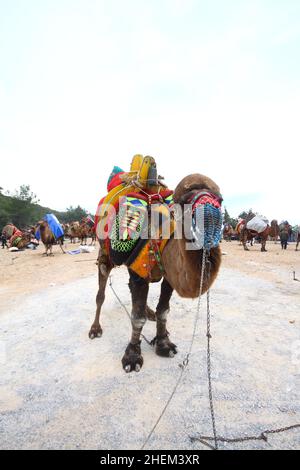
[173,173,223,251]
[173,173,221,204]
[35,220,48,235]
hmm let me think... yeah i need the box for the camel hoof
[122,342,143,373]
[155,337,177,358]
[89,325,102,339]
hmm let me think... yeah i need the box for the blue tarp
[35,214,64,240]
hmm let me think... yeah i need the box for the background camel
[89,173,222,373]
[269,220,280,243]
[223,223,234,241]
[2,224,31,249]
[66,221,81,243]
[36,220,65,256]
[81,216,96,245]
[236,212,270,252]
[66,218,96,245]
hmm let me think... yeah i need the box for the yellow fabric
[97,156,160,239]
[129,204,175,281]
[130,154,143,172]
[97,183,136,239]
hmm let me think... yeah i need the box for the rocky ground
[0,240,299,449]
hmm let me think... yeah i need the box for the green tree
[238,209,253,220]
[64,205,88,223]
[4,184,39,228]
[223,207,238,229]
[12,184,39,204]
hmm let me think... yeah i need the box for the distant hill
[0,192,87,231]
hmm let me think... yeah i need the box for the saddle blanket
[246,215,268,234]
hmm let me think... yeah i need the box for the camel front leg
[241,230,249,251]
[43,244,50,256]
[261,238,267,252]
[89,257,112,339]
[153,278,177,357]
[59,239,65,254]
[122,271,149,373]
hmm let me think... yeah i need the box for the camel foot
[153,335,177,358]
[146,306,156,322]
[122,342,143,373]
[89,324,103,339]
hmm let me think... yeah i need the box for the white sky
[0,0,299,224]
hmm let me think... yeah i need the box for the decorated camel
[2,224,32,249]
[35,214,65,256]
[89,156,223,373]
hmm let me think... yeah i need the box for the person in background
[1,233,8,249]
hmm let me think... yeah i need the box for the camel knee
[131,311,147,330]
[156,308,169,321]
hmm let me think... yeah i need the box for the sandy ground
[0,239,300,450]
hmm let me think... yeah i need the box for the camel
[79,217,96,245]
[36,220,65,256]
[2,224,31,249]
[89,173,222,373]
[65,218,96,245]
[223,223,233,241]
[236,213,270,252]
[269,220,280,243]
[67,221,81,244]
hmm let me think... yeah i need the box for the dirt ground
[1,239,299,308]
[0,239,300,449]
[0,241,98,312]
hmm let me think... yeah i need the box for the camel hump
[173,173,221,203]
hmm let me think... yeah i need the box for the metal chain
[141,249,208,449]
[206,288,218,450]
[190,423,300,448]
[192,265,300,450]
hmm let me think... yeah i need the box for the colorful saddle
[95,155,175,282]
